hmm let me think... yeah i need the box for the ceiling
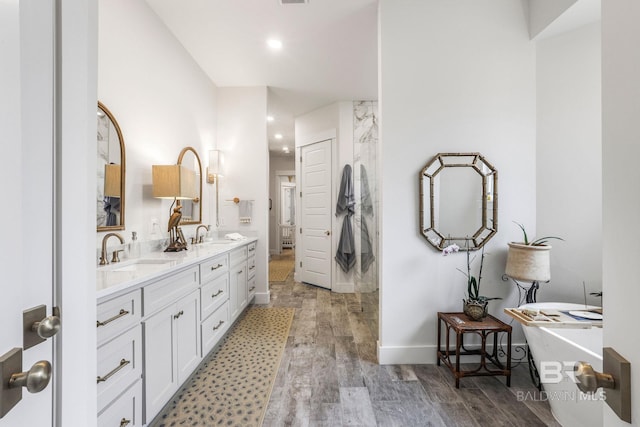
[145,0,379,157]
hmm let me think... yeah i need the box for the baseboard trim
[253,291,270,305]
[333,282,354,293]
[377,342,528,365]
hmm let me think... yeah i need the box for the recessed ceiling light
[267,115,274,122]
[267,39,283,50]
[274,133,283,139]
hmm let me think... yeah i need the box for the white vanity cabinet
[247,241,257,301]
[96,238,258,426]
[142,266,201,422]
[96,291,143,426]
[200,253,230,355]
[229,246,248,321]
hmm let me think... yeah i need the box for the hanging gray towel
[335,215,356,273]
[360,164,373,217]
[336,164,355,216]
[360,215,375,273]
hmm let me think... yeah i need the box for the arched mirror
[420,152,497,251]
[97,101,126,231]
[176,147,202,225]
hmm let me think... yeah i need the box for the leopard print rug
[151,306,295,427]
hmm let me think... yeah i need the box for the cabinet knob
[32,315,61,339]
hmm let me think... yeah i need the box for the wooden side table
[436,312,511,388]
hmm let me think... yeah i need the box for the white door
[1,0,56,425]
[300,140,333,289]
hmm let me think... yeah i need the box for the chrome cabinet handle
[173,310,184,319]
[212,320,224,331]
[238,270,243,274]
[9,360,52,393]
[97,309,129,327]
[120,419,131,427]
[248,247,255,252]
[97,359,130,383]
[211,263,223,271]
[249,286,255,292]
[249,265,255,271]
[212,289,223,298]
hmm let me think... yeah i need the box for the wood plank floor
[261,252,560,426]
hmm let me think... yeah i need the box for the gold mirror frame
[419,152,498,251]
[176,146,202,225]
[97,101,126,232]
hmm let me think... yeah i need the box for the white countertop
[96,238,257,302]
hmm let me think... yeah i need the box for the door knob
[325,230,330,236]
[9,360,52,394]
[32,315,61,339]
[24,305,62,350]
[573,361,615,393]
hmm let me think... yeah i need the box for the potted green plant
[443,244,500,321]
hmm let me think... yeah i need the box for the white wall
[216,87,270,303]
[378,0,536,364]
[98,0,218,250]
[602,2,640,424]
[527,0,577,38]
[536,22,602,305]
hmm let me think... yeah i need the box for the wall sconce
[207,150,224,227]
[152,164,197,251]
[207,150,223,184]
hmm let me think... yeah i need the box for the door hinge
[300,227,302,234]
[300,261,302,268]
[299,155,302,163]
[299,191,302,197]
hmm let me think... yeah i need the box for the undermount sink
[100,258,173,272]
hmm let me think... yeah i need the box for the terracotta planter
[505,242,551,282]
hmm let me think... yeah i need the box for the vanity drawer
[201,301,229,356]
[143,266,199,315]
[247,255,256,279]
[97,380,142,427]
[97,324,142,413]
[97,291,141,346]
[230,246,247,266]
[200,253,228,284]
[248,275,256,301]
[201,274,229,319]
[247,241,256,256]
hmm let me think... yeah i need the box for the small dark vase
[463,299,488,321]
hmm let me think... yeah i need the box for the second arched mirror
[97,101,126,232]
[177,147,202,225]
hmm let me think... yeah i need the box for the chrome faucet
[194,224,210,244]
[99,232,125,265]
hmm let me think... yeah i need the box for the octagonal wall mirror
[420,152,497,251]
[97,101,126,231]
[176,146,202,225]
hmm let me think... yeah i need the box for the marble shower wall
[353,101,378,293]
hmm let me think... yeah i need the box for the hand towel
[239,200,253,224]
[335,215,356,273]
[336,164,355,216]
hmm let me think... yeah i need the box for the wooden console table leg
[455,331,461,389]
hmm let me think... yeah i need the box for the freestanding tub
[519,303,603,427]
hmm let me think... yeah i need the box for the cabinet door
[143,304,177,421]
[230,262,247,320]
[175,290,201,381]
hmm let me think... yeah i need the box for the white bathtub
[519,303,603,427]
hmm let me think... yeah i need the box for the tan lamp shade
[152,165,197,199]
[505,242,551,282]
[104,164,121,197]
